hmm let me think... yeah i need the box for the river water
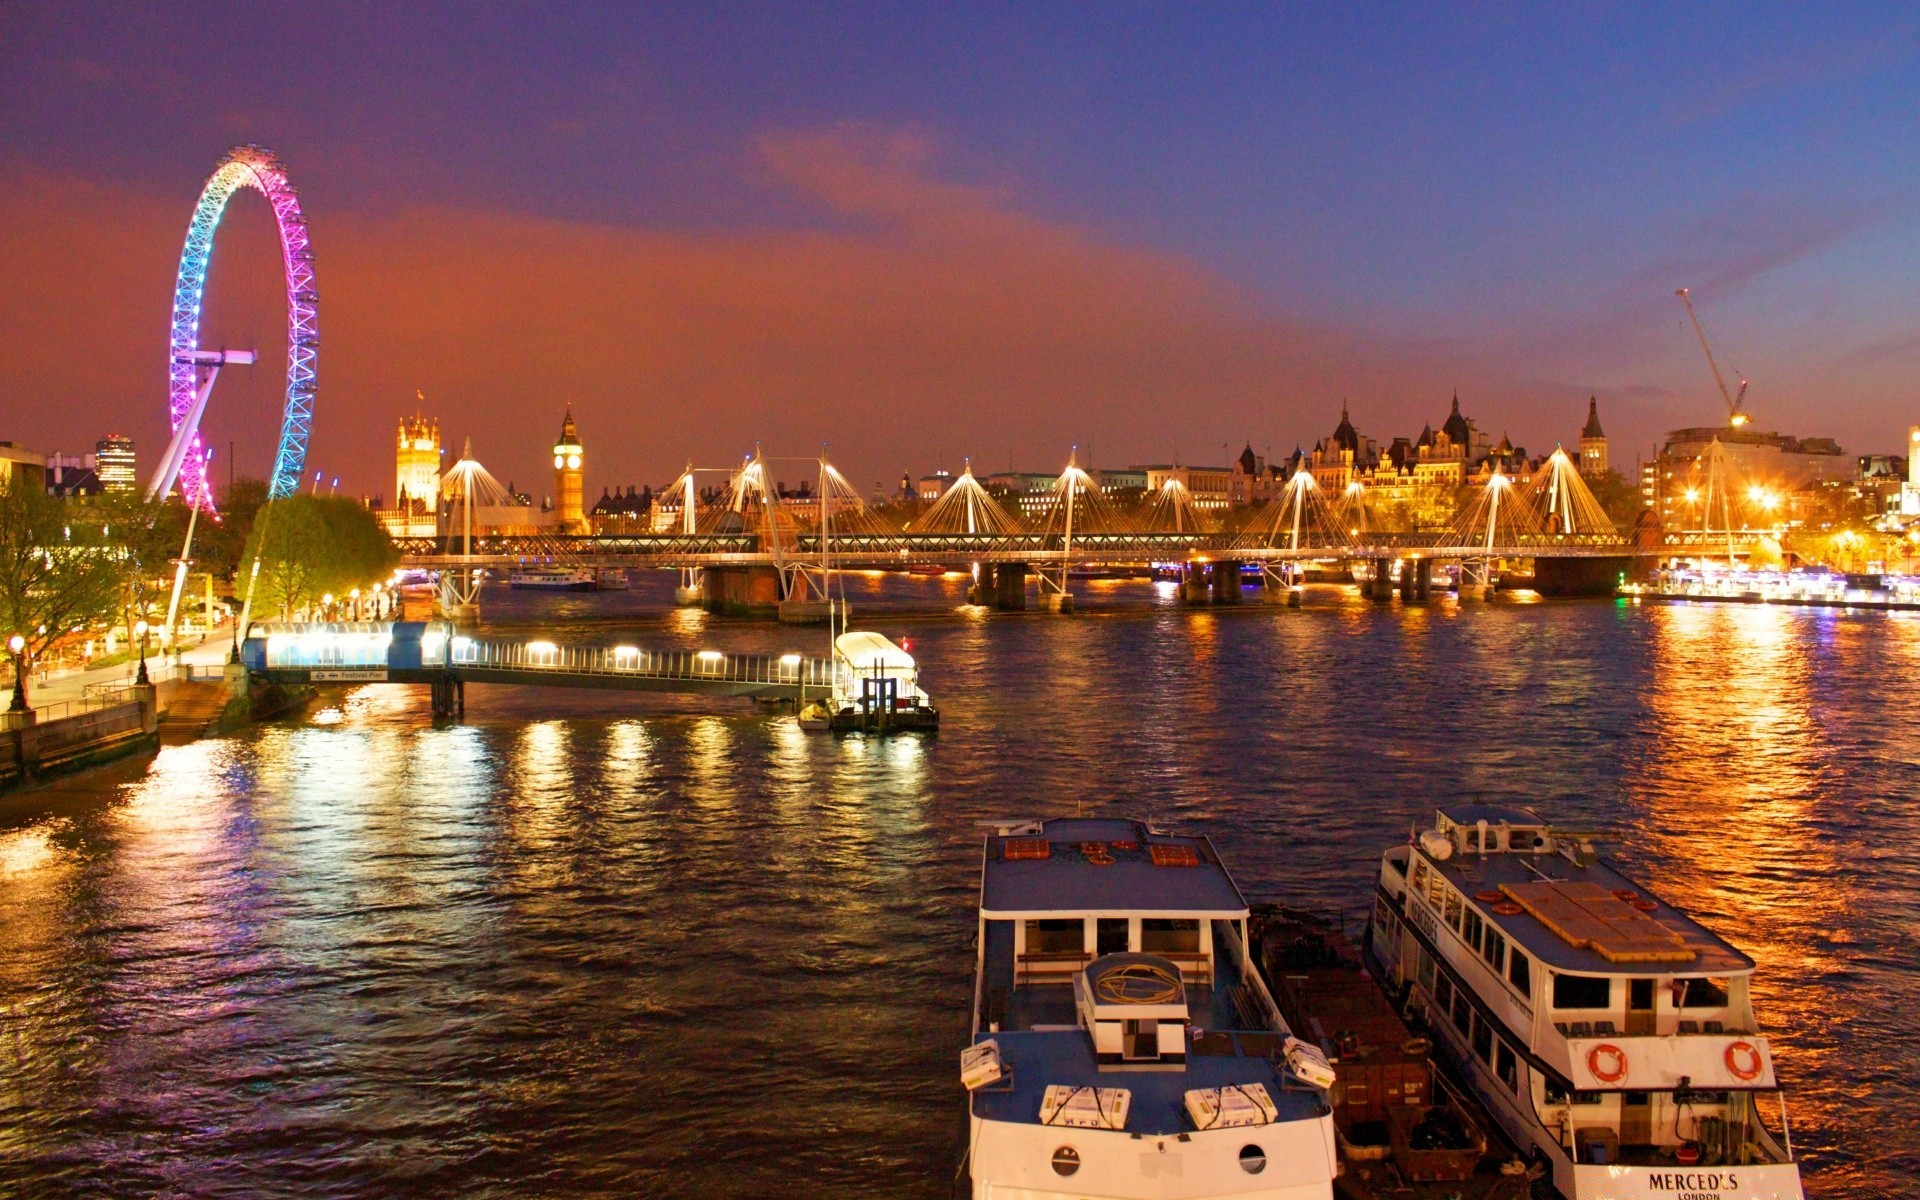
[1,577,1912,1198]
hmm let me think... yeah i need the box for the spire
[1582,396,1605,439]
[1332,402,1359,453]
[558,404,580,447]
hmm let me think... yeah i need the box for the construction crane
[1675,287,1750,428]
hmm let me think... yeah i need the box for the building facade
[95,435,136,492]
[1645,425,1851,527]
[396,410,441,515]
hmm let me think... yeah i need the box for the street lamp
[7,633,25,712]
[134,620,150,686]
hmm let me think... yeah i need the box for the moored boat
[963,817,1339,1199]
[1369,805,1804,1200]
[1252,906,1523,1200]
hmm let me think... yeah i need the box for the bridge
[400,445,1766,616]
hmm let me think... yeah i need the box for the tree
[198,477,271,583]
[89,489,191,650]
[0,473,123,704]
[239,495,399,619]
[1586,470,1642,529]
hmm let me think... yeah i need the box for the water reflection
[0,596,1909,1196]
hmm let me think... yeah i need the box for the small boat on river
[507,568,597,591]
[1369,805,1805,1200]
[961,817,1338,1199]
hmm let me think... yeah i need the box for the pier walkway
[243,623,839,706]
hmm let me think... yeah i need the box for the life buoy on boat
[1491,902,1524,916]
[1587,1043,1629,1084]
[1724,1040,1764,1082]
[1475,891,1503,903]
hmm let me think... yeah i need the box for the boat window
[1451,991,1473,1036]
[1141,918,1200,954]
[1463,909,1483,952]
[1418,949,1436,991]
[1482,929,1506,973]
[1680,977,1730,1008]
[1412,861,1428,893]
[1025,918,1085,955]
[1435,975,1454,1012]
[1444,889,1463,931]
[1552,973,1612,1010]
[1387,855,1407,878]
[1543,1080,1602,1105]
[1507,950,1531,998]
[1097,918,1130,956]
[1496,1041,1519,1091]
[1472,1018,1493,1063]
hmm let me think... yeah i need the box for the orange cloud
[0,127,1648,496]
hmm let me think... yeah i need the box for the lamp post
[7,634,25,712]
[135,620,150,686]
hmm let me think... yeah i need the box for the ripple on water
[0,589,1913,1197]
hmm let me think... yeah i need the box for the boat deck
[971,1029,1326,1137]
[975,920,1323,1136]
[981,919,1262,1034]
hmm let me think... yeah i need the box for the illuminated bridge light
[697,650,723,662]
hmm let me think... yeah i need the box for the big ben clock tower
[553,406,587,533]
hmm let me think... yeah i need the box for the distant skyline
[6,4,1920,496]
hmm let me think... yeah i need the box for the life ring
[1724,1040,1764,1082]
[1475,891,1504,903]
[1612,889,1638,901]
[1631,898,1659,911]
[1492,902,1524,916]
[1587,1043,1629,1084]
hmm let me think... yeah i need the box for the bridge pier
[675,567,704,606]
[1367,559,1393,604]
[994,563,1028,611]
[1412,557,1433,602]
[1533,555,1631,597]
[968,563,996,606]
[429,676,465,719]
[704,566,784,618]
[1180,565,1209,604]
[1210,560,1242,604]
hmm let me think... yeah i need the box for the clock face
[553,455,564,469]
[567,455,581,470]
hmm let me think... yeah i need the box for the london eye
[154,144,318,508]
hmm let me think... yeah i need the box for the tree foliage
[88,490,192,644]
[0,473,124,667]
[240,495,399,618]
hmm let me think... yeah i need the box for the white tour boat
[507,568,597,591]
[1368,805,1803,1200]
[964,817,1338,1199]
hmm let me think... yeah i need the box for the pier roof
[980,818,1248,917]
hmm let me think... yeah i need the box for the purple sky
[5,4,1920,498]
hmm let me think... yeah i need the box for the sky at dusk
[6,3,1920,499]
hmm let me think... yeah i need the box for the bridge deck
[397,530,1641,569]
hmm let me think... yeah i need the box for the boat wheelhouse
[964,818,1337,1200]
[1369,805,1803,1200]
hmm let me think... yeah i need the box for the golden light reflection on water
[1632,602,1843,1143]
